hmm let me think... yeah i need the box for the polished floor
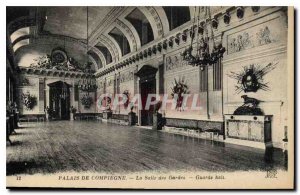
[7,121,287,175]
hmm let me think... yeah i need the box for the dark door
[140,79,156,126]
[48,81,70,120]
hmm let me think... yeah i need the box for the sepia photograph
[5,4,294,189]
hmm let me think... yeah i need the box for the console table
[224,115,272,144]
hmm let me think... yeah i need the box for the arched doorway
[135,65,157,126]
[48,81,71,120]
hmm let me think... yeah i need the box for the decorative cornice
[18,67,94,79]
[95,6,284,79]
[89,7,125,46]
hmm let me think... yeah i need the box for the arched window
[88,51,102,69]
[125,8,154,46]
[163,6,191,31]
[108,27,130,56]
[95,45,112,65]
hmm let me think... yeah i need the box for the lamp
[181,6,226,70]
[78,6,97,94]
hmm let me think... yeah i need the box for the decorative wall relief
[21,91,37,110]
[257,26,272,45]
[120,71,134,83]
[233,95,263,115]
[165,54,188,71]
[170,77,189,111]
[106,78,113,87]
[29,48,93,73]
[228,25,278,54]
[228,61,278,93]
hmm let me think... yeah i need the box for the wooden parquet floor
[6,121,287,175]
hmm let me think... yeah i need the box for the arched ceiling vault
[90,47,106,68]
[7,6,192,72]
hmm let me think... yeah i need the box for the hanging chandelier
[181,7,226,68]
[78,6,97,94]
[78,75,98,93]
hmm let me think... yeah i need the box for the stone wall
[223,8,288,148]
[17,74,98,116]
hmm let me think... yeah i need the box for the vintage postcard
[6,6,294,189]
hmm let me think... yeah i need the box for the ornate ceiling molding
[18,67,94,79]
[88,55,98,70]
[12,35,32,47]
[7,16,36,36]
[103,33,123,61]
[98,35,120,62]
[138,7,162,39]
[89,7,125,46]
[152,7,170,35]
[145,6,164,37]
[115,19,137,52]
[90,47,106,68]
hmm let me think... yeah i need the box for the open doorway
[135,65,158,126]
[140,79,156,126]
[48,81,71,120]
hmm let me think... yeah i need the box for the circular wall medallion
[51,49,68,64]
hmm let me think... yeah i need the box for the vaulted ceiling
[43,7,113,39]
[7,6,198,72]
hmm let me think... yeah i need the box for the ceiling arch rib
[97,35,120,63]
[103,32,123,59]
[138,6,164,39]
[114,19,137,52]
[153,7,170,34]
[118,18,141,50]
[90,46,106,68]
[13,39,30,52]
[12,34,32,47]
[7,16,36,38]
[10,26,30,43]
[88,54,98,70]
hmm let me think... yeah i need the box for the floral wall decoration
[29,48,95,73]
[228,61,278,93]
[21,92,37,110]
[80,94,93,109]
[170,77,189,111]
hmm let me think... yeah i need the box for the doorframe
[135,65,158,126]
[47,81,72,120]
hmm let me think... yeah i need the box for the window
[88,51,102,69]
[125,8,154,46]
[163,6,190,31]
[95,45,112,64]
[213,58,222,91]
[108,27,130,56]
